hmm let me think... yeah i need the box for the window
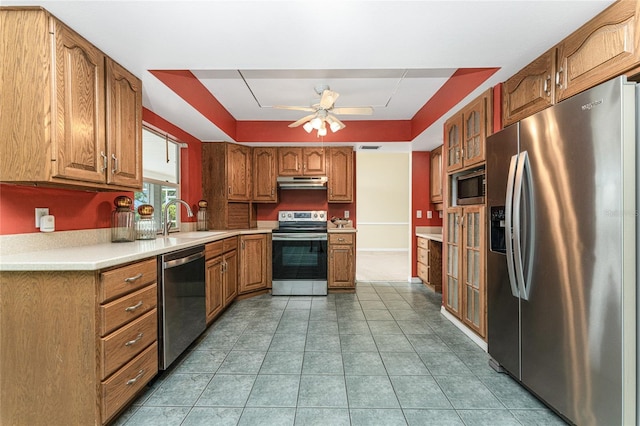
[134,128,181,233]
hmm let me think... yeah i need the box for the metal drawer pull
[124,333,144,347]
[111,154,118,173]
[124,273,143,283]
[126,369,146,386]
[125,301,143,312]
[338,238,345,242]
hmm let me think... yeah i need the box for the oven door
[272,232,328,295]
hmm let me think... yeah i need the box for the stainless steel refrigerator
[486,76,637,425]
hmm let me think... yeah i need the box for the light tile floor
[113,282,567,426]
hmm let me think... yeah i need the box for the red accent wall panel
[149,70,236,139]
[411,68,500,139]
[411,151,443,276]
[236,120,412,143]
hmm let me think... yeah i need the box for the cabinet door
[224,250,238,306]
[556,0,639,101]
[328,147,353,202]
[430,146,443,204]
[444,114,463,173]
[443,208,462,317]
[106,59,142,189]
[503,48,556,127]
[227,144,251,201]
[461,206,485,337]
[278,147,302,176]
[52,20,106,184]
[303,148,326,176]
[253,147,278,202]
[205,256,224,322]
[239,234,267,293]
[461,95,488,168]
[328,245,354,288]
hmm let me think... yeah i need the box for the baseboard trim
[440,306,488,352]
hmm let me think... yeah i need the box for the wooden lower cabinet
[417,237,442,293]
[205,237,238,323]
[0,257,158,425]
[239,233,271,294]
[328,232,356,290]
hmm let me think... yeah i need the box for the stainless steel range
[272,210,328,296]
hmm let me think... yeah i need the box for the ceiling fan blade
[332,106,374,115]
[320,90,339,110]
[288,114,317,128]
[273,105,316,112]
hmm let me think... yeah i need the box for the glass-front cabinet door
[462,206,486,337]
[445,115,463,172]
[460,96,487,168]
[444,207,462,316]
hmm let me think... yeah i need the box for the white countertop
[416,232,443,243]
[0,229,271,272]
[328,227,357,234]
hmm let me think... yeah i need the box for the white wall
[356,151,411,251]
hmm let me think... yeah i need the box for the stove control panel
[278,210,327,222]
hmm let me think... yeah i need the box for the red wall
[0,109,202,235]
[411,151,443,276]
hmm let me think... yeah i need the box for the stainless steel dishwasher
[158,244,206,370]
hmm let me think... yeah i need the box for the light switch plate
[416,210,422,218]
[35,208,49,228]
[344,210,350,219]
[427,211,433,219]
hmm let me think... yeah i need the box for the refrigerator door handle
[513,150,535,301]
[505,154,520,298]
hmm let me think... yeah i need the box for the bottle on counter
[196,200,209,231]
[111,196,135,243]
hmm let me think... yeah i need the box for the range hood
[277,176,328,189]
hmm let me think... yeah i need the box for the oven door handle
[272,233,328,241]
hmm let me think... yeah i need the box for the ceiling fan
[274,85,374,136]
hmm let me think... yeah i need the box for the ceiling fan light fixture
[303,122,314,133]
[329,120,341,133]
[318,123,327,137]
[310,117,323,130]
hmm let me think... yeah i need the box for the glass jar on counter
[111,196,135,242]
[196,199,209,231]
[136,204,157,240]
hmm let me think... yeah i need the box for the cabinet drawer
[223,236,238,252]
[417,237,429,250]
[99,284,157,336]
[205,240,223,259]
[329,233,354,245]
[100,309,157,379]
[417,262,429,283]
[417,247,428,264]
[101,342,158,423]
[99,258,156,303]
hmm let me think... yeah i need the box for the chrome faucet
[163,199,194,236]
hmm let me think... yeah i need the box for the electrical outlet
[35,208,49,228]
[416,210,422,218]
[344,210,350,219]
[439,211,443,218]
[427,211,433,219]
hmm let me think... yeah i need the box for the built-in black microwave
[456,169,485,205]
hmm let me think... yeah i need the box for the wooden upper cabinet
[430,145,443,205]
[328,147,353,203]
[460,91,491,169]
[503,48,556,127]
[106,59,142,188]
[227,143,252,201]
[445,114,463,172]
[504,1,640,126]
[556,0,639,101]
[52,19,106,184]
[252,147,277,202]
[0,8,142,191]
[278,147,326,176]
[302,147,326,175]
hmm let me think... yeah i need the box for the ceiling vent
[359,145,381,150]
